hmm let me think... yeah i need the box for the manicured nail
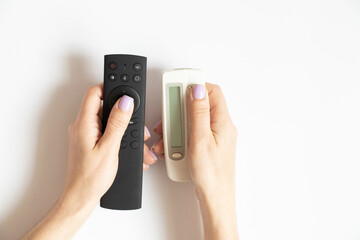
[151,144,156,152]
[143,163,150,170]
[153,120,161,130]
[150,150,158,161]
[145,126,151,138]
[193,85,205,100]
[118,95,133,112]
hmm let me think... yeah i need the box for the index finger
[77,83,103,122]
[153,121,163,135]
[206,83,233,130]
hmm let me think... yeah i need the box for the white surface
[0,0,360,239]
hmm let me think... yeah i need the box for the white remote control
[162,68,205,182]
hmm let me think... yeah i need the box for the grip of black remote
[100,54,146,210]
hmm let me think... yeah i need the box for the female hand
[23,84,157,240]
[64,84,157,204]
[152,83,239,240]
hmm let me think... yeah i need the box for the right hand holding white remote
[152,82,239,240]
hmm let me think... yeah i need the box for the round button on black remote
[131,130,140,138]
[130,141,140,149]
[107,86,141,113]
[133,75,141,82]
[108,73,116,81]
[120,74,130,82]
[108,62,117,70]
[133,63,142,71]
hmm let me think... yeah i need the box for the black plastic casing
[100,54,147,210]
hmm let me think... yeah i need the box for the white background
[0,0,360,239]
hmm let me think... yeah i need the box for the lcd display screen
[169,86,182,148]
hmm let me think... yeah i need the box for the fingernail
[145,126,151,138]
[150,150,158,161]
[151,144,156,152]
[144,164,150,170]
[118,95,133,112]
[193,85,205,100]
[153,120,161,130]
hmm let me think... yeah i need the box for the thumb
[188,84,211,142]
[98,95,134,151]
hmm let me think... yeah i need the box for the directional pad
[107,85,141,113]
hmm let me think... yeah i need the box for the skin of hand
[23,84,157,240]
[152,83,239,240]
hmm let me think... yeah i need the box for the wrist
[196,185,236,216]
[22,188,97,240]
[195,180,236,205]
[59,187,98,215]
[195,186,239,240]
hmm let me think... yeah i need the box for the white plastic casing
[162,68,204,182]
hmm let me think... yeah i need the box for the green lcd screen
[169,86,183,148]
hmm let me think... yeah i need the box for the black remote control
[100,54,146,210]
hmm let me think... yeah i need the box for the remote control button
[131,129,140,138]
[133,74,141,82]
[133,63,142,71]
[107,86,141,112]
[120,140,127,149]
[130,141,140,149]
[108,62,117,70]
[171,152,183,158]
[120,74,130,82]
[108,73,116,81]
[129,117,139,125]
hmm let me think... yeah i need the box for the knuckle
[86,86,98,96]
[192,106,210,120]
[226,123,237,134]
[212,84,222,93]
[107,118,128,131]
[210,84,225,99]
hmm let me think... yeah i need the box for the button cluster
[120,118,141,150]
[107,61,143,150]
[107,62,143,83]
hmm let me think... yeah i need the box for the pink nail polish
[145,126,151,138]
[118,95,133,112]
[193,85,205,100]
[150,150,158,161]
[153,120,161,130]
[151,144,156,152]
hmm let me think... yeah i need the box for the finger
[151,137,164,155]
[143,163,150,170]
[153,121,163,135]
[143,144,157,165]
[206,83,231,124]
[144,126,151,141]
[205,83,233,135]
[97,101,104,121]
[97,95,134,152]
[188,84,212,142]
[77,84,103,122]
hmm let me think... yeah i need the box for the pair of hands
[23,82,238,240]
[23,84,238,240]
[64,83,237,205]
